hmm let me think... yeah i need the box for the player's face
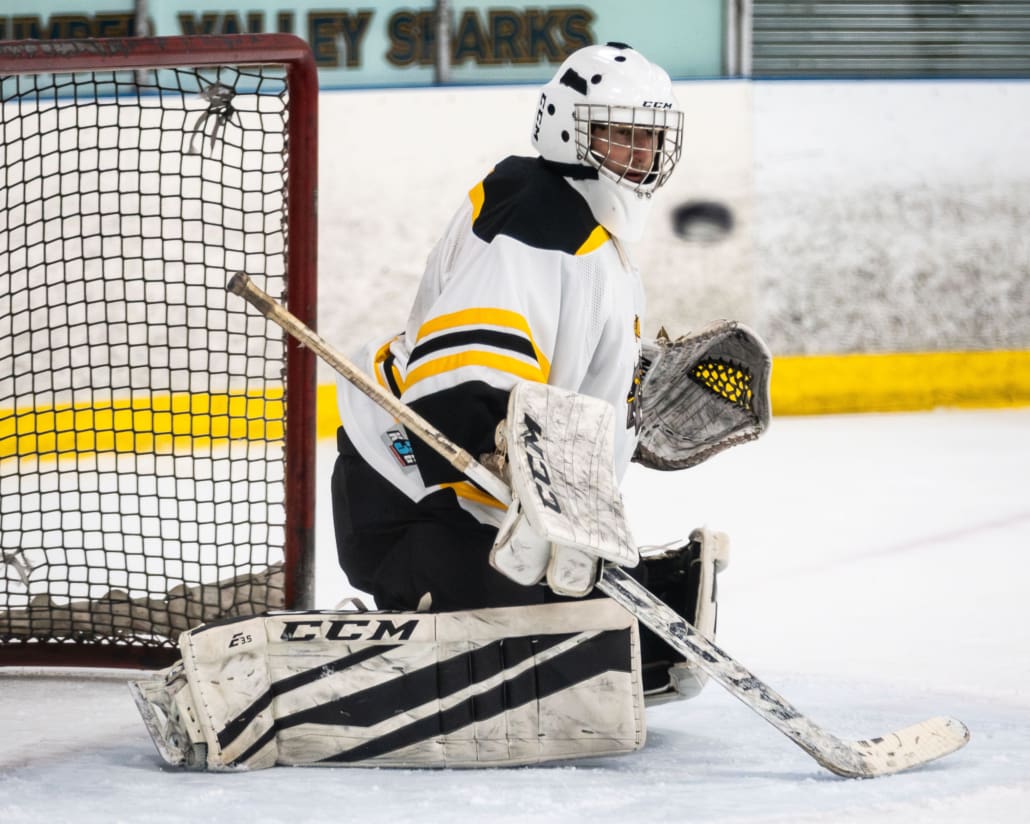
[590,123,659,184]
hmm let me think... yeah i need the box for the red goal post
[0,35,318,668]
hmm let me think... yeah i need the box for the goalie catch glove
[633,320,772,470]
[489,382,638,597]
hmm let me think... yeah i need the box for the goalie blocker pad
[130,599,645,770]
[490,382,638,597]
[633,320,772,470]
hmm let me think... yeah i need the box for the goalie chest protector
[141,599,646,770]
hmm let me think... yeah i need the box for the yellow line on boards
[771,350,1030,416]
[318,350,1030,431]
[5,351,1027,463]
[317,383,341,439]
[0,388,285,460]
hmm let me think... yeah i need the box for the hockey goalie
[131,42,772,771]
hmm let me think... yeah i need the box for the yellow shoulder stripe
[575,224,610,255]
[468,179,487,222]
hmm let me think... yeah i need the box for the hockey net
[0,35,318,668]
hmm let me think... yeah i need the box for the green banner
[0,1,725,85]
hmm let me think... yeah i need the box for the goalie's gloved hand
[633,320,771,470]
[477,420,511,484]
[488,382,638,597]
[492,495,604,597]
[491,493,551,588]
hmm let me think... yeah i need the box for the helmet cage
[573,103,684,195]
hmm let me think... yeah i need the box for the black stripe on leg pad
[225,632,574,765]
[217,644,399,750]
[278,632,575,732]
[321,627,633,764]
[223,632,573,762]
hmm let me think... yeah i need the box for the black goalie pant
[331,426,681,689]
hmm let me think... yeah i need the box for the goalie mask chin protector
[129,600,645,770]
[531,42,683,241]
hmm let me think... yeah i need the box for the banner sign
[0,1,724,85]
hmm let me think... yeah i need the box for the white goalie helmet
[531,42,683,240]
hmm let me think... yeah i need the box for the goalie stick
[227,272,970,778]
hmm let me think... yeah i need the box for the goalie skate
[640,526,729,706]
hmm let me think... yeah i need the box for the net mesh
[1,61,298,660]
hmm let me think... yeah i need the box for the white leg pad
[131,599,646,770]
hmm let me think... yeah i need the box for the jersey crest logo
[626,350,653,432]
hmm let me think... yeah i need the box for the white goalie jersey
[338,155,646,527]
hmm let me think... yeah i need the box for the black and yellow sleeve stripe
[402,308,550,392]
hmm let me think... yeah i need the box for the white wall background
[753,81,1030,355]
[315,79,1030,375]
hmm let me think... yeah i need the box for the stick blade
[818,716,971,779]
[597,566,970,780]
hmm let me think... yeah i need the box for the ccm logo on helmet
[642,101,673,109]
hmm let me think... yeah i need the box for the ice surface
[3,408,1029,823]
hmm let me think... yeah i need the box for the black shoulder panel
[471,156,606,255]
